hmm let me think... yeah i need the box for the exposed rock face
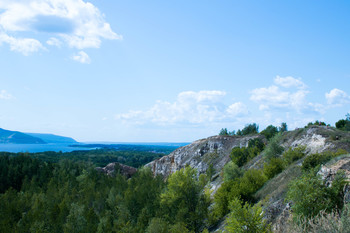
[282,126,350,154]
[96,162,137,178]
[145,135,265,179]
[144,126,350,232]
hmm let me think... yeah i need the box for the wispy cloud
[0,0,121,59]
[325,88,350,106]
[115,90,248,125]
[72,51,90,64]
[274,75,307,89]
[47,37,62,48]
[0,33,45,55]
[0,90,14,100]
[250,76,309,112]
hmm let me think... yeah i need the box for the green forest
[1,115,350,232]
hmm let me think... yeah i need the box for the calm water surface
[0,143,91,153]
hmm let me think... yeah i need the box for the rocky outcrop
[96,162,137,178]
[145,135,265,179]
[282,125,350,154]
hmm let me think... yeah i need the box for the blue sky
[0,0,350,142]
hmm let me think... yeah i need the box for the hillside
[146,125,350,231]
[0,128,45,144]
[26,133,77,144]
[1,124,350,232]
[0,128,78,144]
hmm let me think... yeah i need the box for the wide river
[0,143,92,153]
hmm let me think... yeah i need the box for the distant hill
[0,128,46,144]
[0,128,77,144]
[27,133,77,144]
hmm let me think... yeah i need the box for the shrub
[237,123,259,136]
[302,153,330,171]
[263,133,284,161]
[335,114,350,131]
[263,158,285,179]
[230,139,265,167]
[212,169,267,221]
[211,180,240,222]
[260,125,279,140]
[282,146,306,165]
[230,147,249,167]
[248,138,265,151]
[239,169,267,202]
[225,198,271,233]
[287,169,347,219]
[223,161,242,182]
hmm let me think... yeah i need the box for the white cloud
[72,51,91,64]
[0,0,121,56]
[116,90,248,125]
[47,37,62,47]
[0,90,14,100]
[274,75,307,89]
[0,32,45,55]
[325,88,350,106]
[250,76,314,113]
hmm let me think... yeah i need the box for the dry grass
[283,205,350,233]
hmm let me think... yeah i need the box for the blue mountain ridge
[0,128,77,144]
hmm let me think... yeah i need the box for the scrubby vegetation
[219,122,287,139]
[336,114,350,131]
[230,138,265,167]
[1,115,350,232]
[287,168,346,219]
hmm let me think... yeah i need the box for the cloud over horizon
[0,0,121,60]
[250,76,316,113]
[115,90,249,126]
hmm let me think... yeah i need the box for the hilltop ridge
[146,125,350,231]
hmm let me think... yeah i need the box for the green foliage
[282,146,306,165]
[146,218,169,233]
[219,128,229,135]
[160,166,211,232]
[306,120,327,127]
[238,123,259,136]
[263,133,284,160]
[335,114,350,131]
[239,169,268,203]
[248,138,265,151]
[287,204,350,233]
[212,169,268,223]
[230,147,250,167]
[210,180,238,223]
[260,125,279,140]
[279,122,288,132]
[0,155,170,233]
[169,222,190,233]
[263,157,285,179]
[230,138,264,167]
[206,163,215,181]
[225,198,271,233]
[0,155,53,193]
[287,169,347,219]
[0,148,165,168]
[219,128,235,136]
[301,150,345,171]
[223,161,242,182]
